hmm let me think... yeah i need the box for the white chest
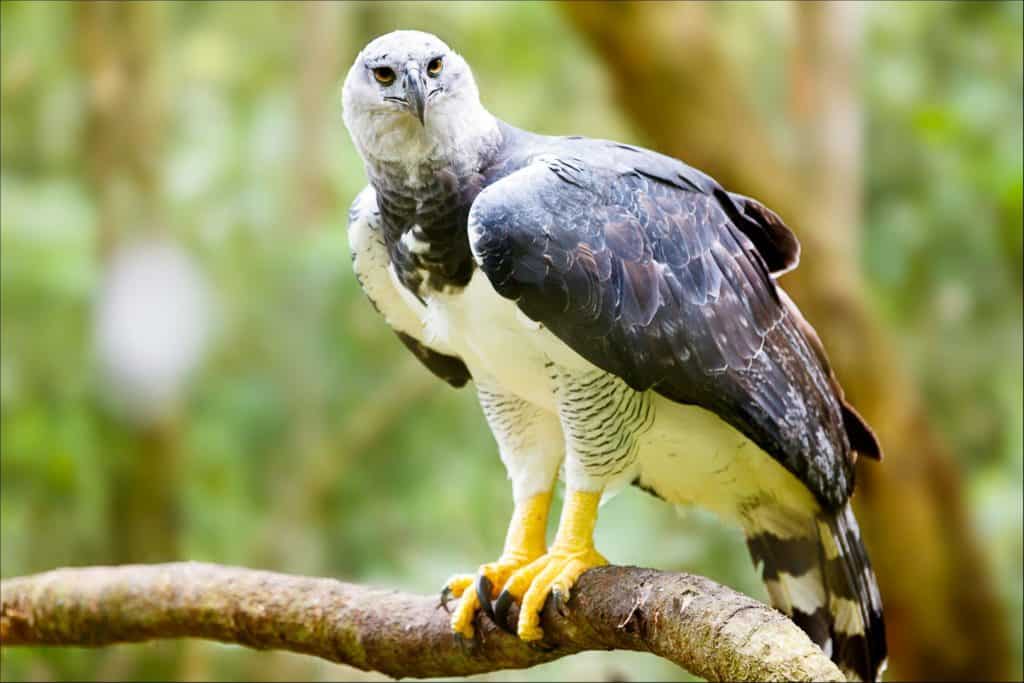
[417,271,578,408]
[348,183,585,409]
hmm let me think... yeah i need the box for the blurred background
[1,1,1020,681]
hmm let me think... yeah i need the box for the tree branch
[0,562,841,681]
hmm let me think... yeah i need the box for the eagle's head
[342,31,494,166]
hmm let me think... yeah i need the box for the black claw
[551,588,568,618]
[453,631,472,652]
[493,589,517,634]
[439,585,453,613]
[475,575,496,622]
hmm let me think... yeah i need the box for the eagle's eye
[372,67,396,85]
[427,57,443,77]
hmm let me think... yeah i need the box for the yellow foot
[443,491,554,638]
[445,556,539,638]
[500,545,607,641]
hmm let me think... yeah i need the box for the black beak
[404,64,426,125]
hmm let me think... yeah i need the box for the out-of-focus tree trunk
[75,1,180,566]
[562,2,1013,680]
[76,4,190,677]
[254,1,349,569]
[250,0,347,578]
[294,0,343,229]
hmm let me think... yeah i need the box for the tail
[746,503,887,681]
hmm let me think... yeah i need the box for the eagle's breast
[370,158,482,297]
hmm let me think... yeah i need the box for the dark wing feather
[471,146,855,508]
[778,289,881,461]
[726,192,801,275]
[602,142,800,275]
[395,331,471,388]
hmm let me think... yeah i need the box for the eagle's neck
[355,99,499,173]
[363,107,502,298]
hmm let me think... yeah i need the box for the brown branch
[0,562,842,682]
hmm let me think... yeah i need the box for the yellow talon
[445,574,474,600]
[449,577,481,638]
[447,491,552,638]
[447,557,530,637]
[503,489,607,641]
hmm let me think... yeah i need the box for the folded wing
[470,145,864,508]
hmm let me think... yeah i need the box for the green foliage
[864,3,1023,661]
[1,1,1020,680]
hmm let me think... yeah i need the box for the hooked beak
[403,63,426,125]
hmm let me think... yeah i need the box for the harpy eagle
[342,31,886,681]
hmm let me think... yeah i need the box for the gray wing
[347,188,471,388]
[470,144,868,508]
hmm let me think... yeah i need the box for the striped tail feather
[746,502,887,681]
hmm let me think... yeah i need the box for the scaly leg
[495,366,651,640]
[495,488,607,640]
[445,381,563,638]
[446,491,552,637]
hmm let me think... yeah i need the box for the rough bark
[561,3,1013,680]
[0,563,842,682]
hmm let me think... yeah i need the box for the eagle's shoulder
[476,135,801,277]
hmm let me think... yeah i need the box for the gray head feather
[342,30,497,170]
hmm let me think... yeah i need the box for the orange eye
[373,67,396,85]
[427,57,443,76]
